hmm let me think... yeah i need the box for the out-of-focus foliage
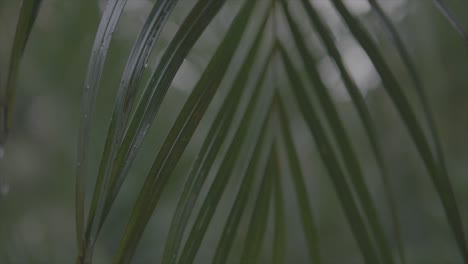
[0,0,467,263]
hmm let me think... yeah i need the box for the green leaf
[1,0,41,144]
[276,97,321,264]
[368,0,446,174]
[272,144,285,264]
[75,0,128,256]
[212,117,274,264]
[69,0,468,263]
[176,58,275,264]
[103,1,227,213]
[162,14,270,264]
[113,0,259,261]
[299,0,406,262]
[279,45,380,264]
[240,143,275,264]
[280,1,394,263]
[84,1,222,249]
[80,0,222,261]
[80,1,179,259]
[331,0,468,261]
[431,0,468,44]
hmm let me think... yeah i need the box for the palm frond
[212,114,274,264]
[76,0,127,255]
[174,61,274,264]
[279,45,380,264]
[239,144,275,263]
[79,0,223,262]
[161,15,270,263]
[72,0,468,263]
[112,0,258,262]
[276,97,321,263]
[299,0,406,262]
[79,1,179,260]
[330,0,468,261]
[281,1,397,263]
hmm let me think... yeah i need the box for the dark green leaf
[80,1,179,259]
[331,1,468,261]
[176,60,275,264]
[162,14,270,264]
[272,144,285,264]
[240,143,275,264]
[276,97,321,264]
[1,0,41,144]
[113,0,258,261]
[279,45,380,264]
[281,1,394,263]
[75,0,128,256]
[299,0,405,262]
[211,126,274,264]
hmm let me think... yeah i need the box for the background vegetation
[0,0,467,263]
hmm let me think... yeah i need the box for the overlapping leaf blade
[331,0,468,261]
[276,97,321,264]
[299,0,406,262]
[70,0,468,263]
[162,15,270,263]
[212,119,274,264]
[176,60,275,264]
[113,0,259,262]
[240,144,275,264]
[279,45,380,264]
[84,2,224,245]
[81,1,179,259]
[75,0,128,255]
[101,0,222,212]
[280,1,394,263]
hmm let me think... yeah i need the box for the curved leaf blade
[212,119,274,264]
[1,0,42,144]
[81,1,179,258]
[162,14,270,264]
[272,144,285,264]
[280,2,394,263]
[75,0,128,256]
[330,1,468,261]
[90,0,225,240]
[299,0,406,262]
[276,97,321,264]
[432,0,468,44]
[279,45,380,264]
[176,68,275,263]
[240,144,275,264]
[113,0,259,261]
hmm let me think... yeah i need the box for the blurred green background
[0,0,467,263]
